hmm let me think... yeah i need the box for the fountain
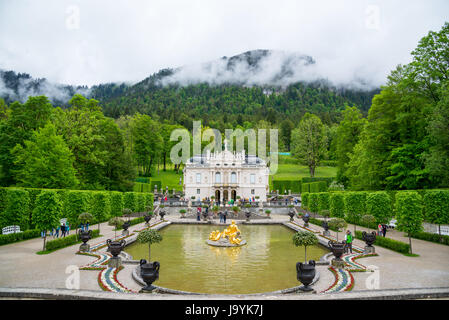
[207,220,247,247]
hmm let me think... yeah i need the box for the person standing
[382,224,387,237]
[219,211,224,223]
[378,223,382,236]
[197,207,201,221]
[61,224,66,237]
[54,226,60,238]
[223,209,228,224]
[345,230,353,254]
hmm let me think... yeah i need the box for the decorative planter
[328,241,346,268]
[78,229,92,252]
[362,231,376,254]
[302,215,310,227]
[144,215,151,224]
[159,210,166,221]
[288,209,295,222]
[245,210,251,222]
[122,222,130,231]
[107,239,126,258]
[322,221,330,236]
[202,211,208,221]
[139,259,160,292]
[296,260,316,292]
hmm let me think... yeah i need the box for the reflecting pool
[125,224,328,294]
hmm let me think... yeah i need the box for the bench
[2,225,22,235]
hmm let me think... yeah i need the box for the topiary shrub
[137,229,163,261]
[366,191,392,225]
[395,191,423,254]
[293,231,318,263]
[329,193,345,219]
[4,188,30,231]
[344,191,367,233]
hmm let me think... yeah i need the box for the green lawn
[270,163,337,180]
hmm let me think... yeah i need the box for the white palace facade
[183,144,269,204]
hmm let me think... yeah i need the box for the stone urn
[302,215,310,227]
[288,209,295,222]
[202,210,208,221]
[159,210,166,221]
[296,260,316,292]
[139,259,160,292]
[107,239,126,268]
[122,221,130,236]
[362,231,376,254]
[144,215,151,225]
[78,229,92,252]
[107,239,126,257]
[245,210,251,222]
[328,240,346,268]
[322,221,330,237]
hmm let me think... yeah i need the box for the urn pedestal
[245,210,251,222]
[296,260,316,292]
[139,259,160,292]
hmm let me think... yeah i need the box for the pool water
[125,224,328,294]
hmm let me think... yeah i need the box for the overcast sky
[0,0,448,87]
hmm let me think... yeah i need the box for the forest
[0,22,447,193]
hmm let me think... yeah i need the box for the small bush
[44,229,100,252]
[0,229,41,246]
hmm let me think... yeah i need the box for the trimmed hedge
[272,180,302,194]
[301,177,334,186]
[110,192,124,218]
[344,192,367,226]
[150,180,162,191]
[4,188,30,231]
[423,190,449,227]
[123,192,137,212]
[136,193,146,212]
[91,192,111,224]
[355,230,410,254]
[0,229,41,246]
[44,229,100,252]
[301,193,310,210]
[318,192,330,212]
[301,183,310,193]
[329,193,345,218]
[309,181,327,193]
[366,191,392,225]
[309,193,319,214]
[133,182,152,193]
[408,231,449,246]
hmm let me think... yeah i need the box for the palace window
[250,174,256,184]
[196,173,201,183]
[197,189,201,194]
[215,172,221,183]
[231,172,237,183]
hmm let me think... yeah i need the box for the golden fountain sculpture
[207,220,246,247]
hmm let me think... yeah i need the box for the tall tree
[291,113,327,177]
[335,106,366,186]
[12,122,78,189]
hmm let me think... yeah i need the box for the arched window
[231,172,237,183]
[215,172,221,183]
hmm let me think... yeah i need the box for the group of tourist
[40,223,71,239]
[378,224,388,237]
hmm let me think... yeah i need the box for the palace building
[183,142,269,204]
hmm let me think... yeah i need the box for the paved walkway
[1,214,449,296]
